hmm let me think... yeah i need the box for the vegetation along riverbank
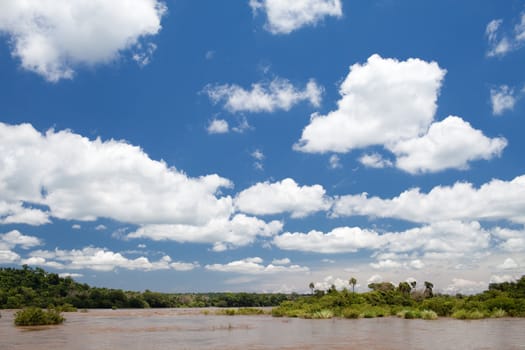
[1,266,524,325]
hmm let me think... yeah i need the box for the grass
[421,310,438,320]
[14,307,65,326]
[215,308,267,316]
[491,308,507,318]
[451,309,485,320]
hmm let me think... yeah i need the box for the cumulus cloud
[0,230,42,250]
[127,214,283,252]
[492,227,525,252]
[390,116,507,173]
[490,85,517,115]
[0,0,166,81]
[0,249,20,263]
[204,78,322,113]
[0,122,233,227]
[358,153,393,169]
[294,54,446,154]
[207,119,229,134]
[332,175,525,224]
[26,247,197,272]
[274,226,383,253]
[249,0,343,34]
[274,221,490,260]
[0,201,50,226]
[205,256,309,274]
[235,178,332,218]
[295,55,504,173]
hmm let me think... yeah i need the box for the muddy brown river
[1,309,524,349]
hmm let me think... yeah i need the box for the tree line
[0,266,294,309]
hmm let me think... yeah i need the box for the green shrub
[451,309,485,320]
[311,309,333,319]
[420,310,438,320]
[491,308,507,318]
[55,303,77,312]
[14,307,65,326]
[342,308,361,319]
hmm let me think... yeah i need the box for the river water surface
[1,308,524,349]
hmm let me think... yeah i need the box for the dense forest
[0,266,294,309]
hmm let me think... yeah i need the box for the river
[1,309,524,349]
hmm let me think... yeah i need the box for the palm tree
[349,277,357,293]
[309,282,315,295]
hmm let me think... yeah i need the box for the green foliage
[215,308,266,316]
[420,310,438,320]
[14,307,64,326]
[0,267,292,309]
[451,309,485,320]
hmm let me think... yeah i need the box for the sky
[0,0,524,295]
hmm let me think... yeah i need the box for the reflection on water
[1,308,524,350]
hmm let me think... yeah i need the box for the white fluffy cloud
[273,221,490,259]
[0,201,50,225]
[333,175,525,224]
[0,122,233,227]
[0,0,166,81]
[234,178,332,218]
[207,119,229,134]
[358,153,393,169]
[249,0,342,34]
[205,256,309,274]
[390,116,507,174]
[497,257,519,270]
[26,247,197,272]
[0,230,42,249]
[295,55,504,173]
[492,227,525,252]
[127,214,283,252]
[294,54,446,153]
[204,78,322,113]
[490,85,517,116]
[274,226,383,253]
[443,278,486,295]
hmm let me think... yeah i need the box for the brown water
[1,309,524,350]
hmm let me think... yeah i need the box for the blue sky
[0,0,524,294]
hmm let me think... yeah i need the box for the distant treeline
[0,266,295,309]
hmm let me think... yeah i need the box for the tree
[424,281,434,298]
[398,282,411,297]
[349,277,357,293]
[410,280,417,290]
[309,282,315,295]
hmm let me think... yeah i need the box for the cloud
[235,178,332,218]
[497,257,519,270]
[390,116,507,174]
[486,13,525,57]
[443,278,486,295]
[273,221,490,259]
[0,0,167,81]
[328,154,341,169]
[332,175,525,224]
[0,249,20,263]
[95,224,107,231]
[0,122,233,227]
[0,201,50,226]
[294,54,446,154]
[205,256,309,274]
[358,153,392,169]
[492,227,525,252]
[207,119,229,134]
[251,149,265,170]
[127,214,283,252]
[72,224,81,230]
[274,226,383,253]
[204,78,322,113]
[26,247,197,272]
[490,85,517,115]
[58,273,83,278]
[249,0,343,34]
[272,257,291,265]
[0,230,42,249]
